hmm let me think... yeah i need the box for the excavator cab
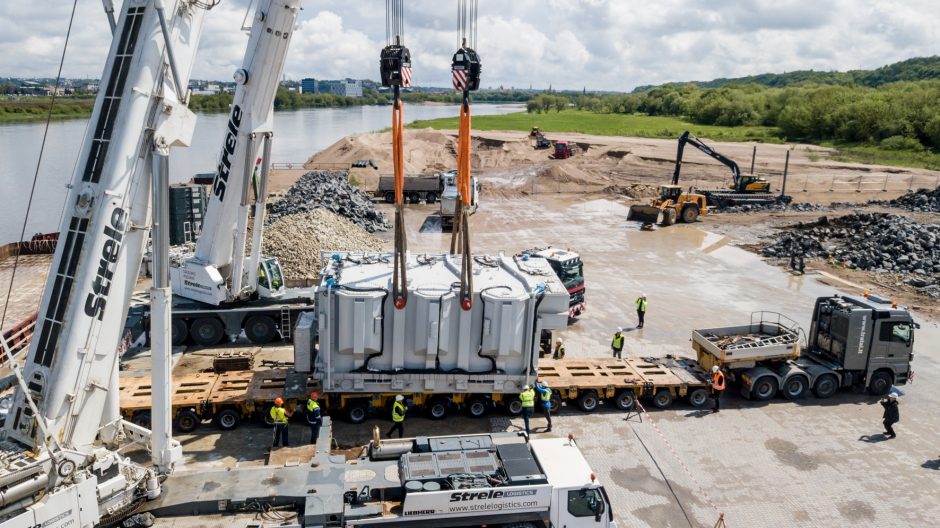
[257,257,285,298]
[734,175,771,193]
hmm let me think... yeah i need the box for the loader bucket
[627,205,664,224]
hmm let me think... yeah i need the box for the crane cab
[257,257,285,298]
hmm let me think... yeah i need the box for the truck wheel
[425,192,437,204]
[409,192,421,204]
[812,375,839,399]
[346,401,369,424]
[782,376,808,400]
[465,397,489,418]
[867,371,893,396]
[651,389,674,409]
[426,397,449,420]
[174,409,200,433]
[132,411,152,429]
[615,390,636,411]
[244,315,278,344]
[190,318,224,347]
[751,377,778,401]
[505,398,523,416]
[577,391,599,412]
[548,392,563,413]
[384,192,394,203]
[215,408,241,431]
[171,319,188,346]
[687,388,709,408]
[681,205,699,223]
[661,208,676,226]
[258,404,276,427]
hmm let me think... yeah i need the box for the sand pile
[263,209,384,279]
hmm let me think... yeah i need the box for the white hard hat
[888,392,898,400]
[711,365,719,373]
[395,395,404,402]
[523,385,530,391]
[616,327,623,333]
[556,338,563,343]
[642,293,647,298]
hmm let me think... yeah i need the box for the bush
[879,135,925,151]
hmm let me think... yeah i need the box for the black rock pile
[268,171,390,232]
[886,187,940,212]
[720,202,829,214]
[762,213,940,275]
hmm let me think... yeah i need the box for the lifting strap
[391,87,407,309]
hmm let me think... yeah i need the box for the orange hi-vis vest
[712,371,726,391]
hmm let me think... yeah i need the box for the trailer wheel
[687,388,709,408]
[346,401,369,424]
[215,408,241,431]
[384,192,395,203]
[174,409,200,433]
[171,319,188,346]
[244,315,278,344]
[465,397,489,418]
[812,374,839,399]
[426,398,449,420]
[132,411,152,429]
[258,404,276,427]
[614,390,636,411]
[505,398,523,416]
[681,205,699,223]
[751,377,779,401]
[548,392,563,413]
[577,391,599,412]
[782,376,809,400]
[651,389,674,409]
[425,192,437,204]
[867,371,893,396]
[190,318,224,347]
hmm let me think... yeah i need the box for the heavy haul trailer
[151,426,618,528]
[307,251,570,421]
[694,295,916,400]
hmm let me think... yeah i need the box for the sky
[0,0,938,91]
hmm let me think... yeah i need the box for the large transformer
[314,252,569,395]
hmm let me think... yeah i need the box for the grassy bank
[409,110,940,170]
[0,98,95,123]
[408,110,783,143]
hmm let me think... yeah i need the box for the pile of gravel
[263,209,384,279]
[719,202,829,214]
[762,213,940,276]
[268,171,390,232]
[885,187,940,213]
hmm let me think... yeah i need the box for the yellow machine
[627,185,708,226]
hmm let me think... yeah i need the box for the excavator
[672,130,790,207]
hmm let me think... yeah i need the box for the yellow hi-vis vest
[392,401,406,422]
[520,389,536,408]
[636,298,648,312]
[270,406,288,424]
[306,399,320,412]
[611,333,624,349]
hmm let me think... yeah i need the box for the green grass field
[408,110,784,143]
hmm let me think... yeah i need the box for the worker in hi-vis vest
[305,392,322,444]
[270,397,292,447]
[710,365,726,413]
[520,385,536,435]
[386,395,407,438]
[611,327,625,359]
[635,294,648,328]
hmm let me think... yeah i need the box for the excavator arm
[672,130,742,188]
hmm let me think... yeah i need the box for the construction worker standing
[270,397,292,447]
[534,379,553,432]
[305,392,322,445]
[611,327,625,359]
[709,365,726,413]
[520,385,536,435]
[386,395,407,439]
[552,338,566,360]
[635,294,648,329]
[881,392,900,439]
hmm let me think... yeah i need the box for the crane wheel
[171,319,188,346]
[245,315,278,344]
[681,205,699,223]
[190,318,224,347]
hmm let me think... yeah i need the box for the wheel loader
[627,184,708,226]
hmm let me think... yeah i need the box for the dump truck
[693,295,915,400]
[552,141,578,160]
[151,424,618,527]
[376,173,445,204]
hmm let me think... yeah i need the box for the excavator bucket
[627,205,664,224]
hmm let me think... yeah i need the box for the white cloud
[0,0,937,91]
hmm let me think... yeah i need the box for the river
[0,103,521,244]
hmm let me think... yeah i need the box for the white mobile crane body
[0,1,212,526]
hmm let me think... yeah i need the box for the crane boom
[173,0,301,306]
[0,1,210,526]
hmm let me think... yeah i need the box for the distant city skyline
[1,1,938,91]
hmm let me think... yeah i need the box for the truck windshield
[879,322,912,345]
[558,264,584,289]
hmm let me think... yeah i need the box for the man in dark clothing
[635,294,648,329]
[881,393,899,438]
[305,392,322,445]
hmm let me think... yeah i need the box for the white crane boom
[172,0,301,306]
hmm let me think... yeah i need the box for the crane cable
[449,0,479,311]
[383,0,410,309]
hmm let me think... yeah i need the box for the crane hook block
[380,45,412,88]
[451,47,481,92]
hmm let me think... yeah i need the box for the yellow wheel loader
[627,185,708,226]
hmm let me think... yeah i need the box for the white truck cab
[530,437,617,528]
